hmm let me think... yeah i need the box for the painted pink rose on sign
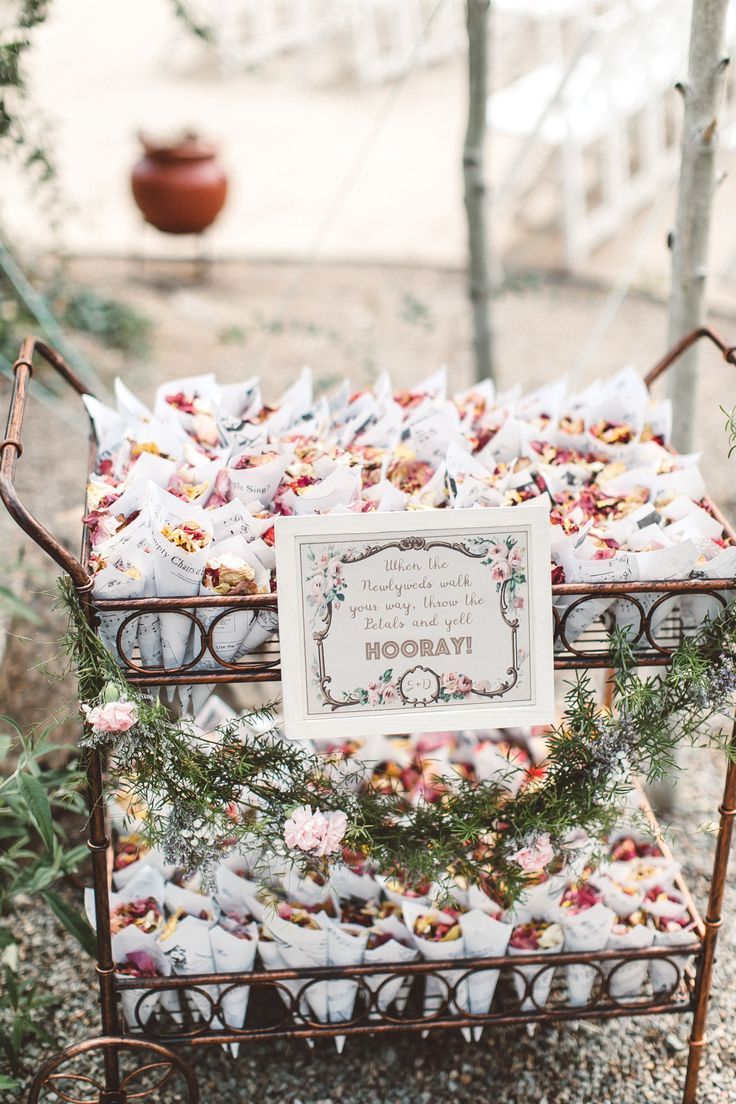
[310,574,325,599]
[490,558,512,583]
[442,672,459,694]
[381,683,399,705]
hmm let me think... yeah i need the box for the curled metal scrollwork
[27,1036,199,1104]
[116,946,696,1044]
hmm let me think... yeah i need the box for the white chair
[341,0,465,85]
[489,0,690,268]
[171,0,336,72]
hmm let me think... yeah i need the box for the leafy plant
[0,957,58,1075]
[0,716,94,1082]
[0,1,56,197]
[0,718,89,914]
[59,287,152,357]
[0,582,40,626]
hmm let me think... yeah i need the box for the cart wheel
[26,1035,199,1104]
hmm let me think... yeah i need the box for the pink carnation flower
[312,811,348,857]
[82,700,138,734]
[283,805,328,852]
[283,805,348,857]
[511,832,555,873]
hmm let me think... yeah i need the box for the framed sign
[275,505,554,740]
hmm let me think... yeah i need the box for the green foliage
[169,0,215,42]
[721,403,736,458]
[58,287,152,357]
[0,961,58,1074]
[0,714,92,1082]
[0,278,36,365]
[0,2,56,194]
[0,0,211,201]
[60,578,736,904]
[0,582,40,626]
[400,292,434,331]
[41,890,96,958]
[16,773,55,854]
[0,271,153,366]
[0,716,90,912]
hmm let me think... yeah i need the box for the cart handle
[645,325,736,386]
[0,336,92,589]
[2,326,735,591]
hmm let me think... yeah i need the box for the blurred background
[3,0,736,590]
[3,5,736,1099]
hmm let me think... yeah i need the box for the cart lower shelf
[116,937,700,1047]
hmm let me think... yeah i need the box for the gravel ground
[2,259,736,1103]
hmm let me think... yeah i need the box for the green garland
[60,579,736,905]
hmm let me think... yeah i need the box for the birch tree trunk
[464,0,494,383]
[667,0,729,451]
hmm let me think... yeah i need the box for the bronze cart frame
[2,329,735,1104]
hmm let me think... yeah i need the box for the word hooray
[365,635,473,660]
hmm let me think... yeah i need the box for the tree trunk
[464,0,494,383]
[667,0,729,451]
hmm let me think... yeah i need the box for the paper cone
[643,893,696,994]
[458,909,512,1039]
[649,925,697,994]
[148,486,213,670]
[164,881,216,922]
[558,904,614,1007]
[210,922,258,1039]
[92,560,146,666]
[363,916,418,1018]
[402,902,467,1024]
[159,916,218,1024]
[197,540,268,671]
[599,879,645,918]
[87,866,165,933]
[331,865,381,904]
[605,924,654,1001]
[227,448,294,508]
[96,507,163,672]
[512,877,565,924]
[319,919,369,1030]
[257,936,304,1013]
[263,912,328,1022]
[607,856,680,893]
[508,934,563,1015]
[215,863,267,922]
[112,928,171,1028]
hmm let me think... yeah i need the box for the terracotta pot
[131,133,228,235]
